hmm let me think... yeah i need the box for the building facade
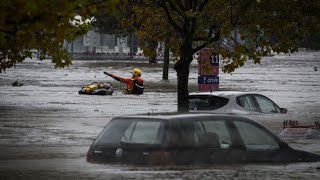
[64,30,137,56]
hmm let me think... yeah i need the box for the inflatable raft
[78,82,113,95]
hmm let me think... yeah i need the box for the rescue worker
[103,68,144,94]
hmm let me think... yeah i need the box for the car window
[166,120,196,147]
[189,96,229,110]
[195,120,232,149]
[94,119,132,146]
[121,121,163,144]
[121,121,136,142]
[234,121,279,150]
[254,95,280,113]
[237,95,258,112]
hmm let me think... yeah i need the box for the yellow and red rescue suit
[107,74,144,94]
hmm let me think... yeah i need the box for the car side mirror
[280,108,287,114]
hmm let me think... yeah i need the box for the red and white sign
[198,49,219,92]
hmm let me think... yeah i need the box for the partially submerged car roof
[112,112,250,121]
[189,91,255,98]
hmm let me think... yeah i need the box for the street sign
[198,49,219,91]
[210,54,219,66]
[198,75,219,84]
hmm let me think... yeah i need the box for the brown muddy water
[0,51,320,179]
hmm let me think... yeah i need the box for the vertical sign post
[198,49,219,91]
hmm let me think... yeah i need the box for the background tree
[0,0,116,73]
[90,5,128,35]
[92,1,174,76]
[300,33,320,50]
[123,0,176,77]
[90,3,138,58]
[126,0,320,112]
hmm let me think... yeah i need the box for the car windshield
[189,95,229,110]
[93,118,165,146]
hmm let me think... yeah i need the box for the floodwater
[0,51,320,179]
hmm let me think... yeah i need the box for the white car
[189,91,287,115]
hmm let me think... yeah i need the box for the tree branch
[197,0,208,12]
[193,30,220,53]
[157,0,184,34]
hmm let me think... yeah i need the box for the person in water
[103,68,144,94]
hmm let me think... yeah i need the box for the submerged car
[86,113,320,165]
[189,91,288,115]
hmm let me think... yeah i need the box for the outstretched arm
[104,72,131,84]
[104,72,121,81]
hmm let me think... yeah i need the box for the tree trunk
[148,41,157,64]
[174,41,194,112]
[149,54,157,64]
[130,33,134,60]
[175,60,190,112]
[100,33,103,53]
[162,39,170,80]
[71,41,74,60]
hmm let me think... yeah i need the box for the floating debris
[279,120,320,139]
[11,81,23,86]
